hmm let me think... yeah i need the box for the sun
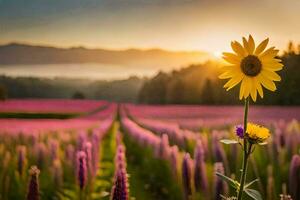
[213,51,222,58]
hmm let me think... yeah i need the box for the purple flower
[182,153,193,200]
[111,141,129,200]
[111,169,129,200]
[235,125,244,139]
[194,140,208,192]
[26,166,40,200]
[289,155,300,200]
[84,142,93,176]
[214,162,228,200]
[76,151,87,190]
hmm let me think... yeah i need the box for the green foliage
[244,189,263,200]
[0,84,7,100]
[122,131,183,200]
[216,172,240,190]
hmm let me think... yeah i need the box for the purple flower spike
[214,162,228,200]
[111,170,129,200]
[194,140,208,192]
[289,155,300,200]
[27,166,40,200]
[182,153,193,200]
[76,151,87,190]
[235,125,244,139]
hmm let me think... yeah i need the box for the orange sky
[0,0,299,53]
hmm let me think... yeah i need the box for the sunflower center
[240,55,262,77]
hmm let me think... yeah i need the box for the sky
[0,0,299,53]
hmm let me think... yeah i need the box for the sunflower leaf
[244,188,263,200]
[220,139,238,144]
[216,172,239,189]
[245,179,259,189]
[258,142,268,145]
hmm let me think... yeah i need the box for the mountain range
[0,43,211,67]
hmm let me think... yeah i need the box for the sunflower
[219,35,284,101]
[246,123,270,143]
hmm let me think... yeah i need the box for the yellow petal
[242,37,250,55]
[254,78,263,98]
[254,38,269,55]
[239,78,246,100]
[258,74,277,91]
[263,61,284,71]
[222,53,241,64]
[261,69,281,81]
[250,79,257,102]
[219,68,240,79]
[219,64,239,71]
[243,77,252,98]
[231,41,246,57]
[224,74,243,90]
[259,47,279,59]
[247,35,255,54]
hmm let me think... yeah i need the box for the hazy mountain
[0,43,212,67]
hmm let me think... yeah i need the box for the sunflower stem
[237,97,249,200]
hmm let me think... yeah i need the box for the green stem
[237,97,250,200]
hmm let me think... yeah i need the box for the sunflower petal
[243,37,250,55]
[219,64,239,71]
[224,74,243,91]
[222,53,241,64]
[263,61,284,71]
[258,74,277,91]
[219,68,241,79]
[247,35,255,54]
[231,41,246,57]
[259,47,279,59]
[261,69,281,81]
[243,77,252,98]
[254,38,269,55]
[239,78,246,100]
[250,79,257,102]
[254,78,263,98]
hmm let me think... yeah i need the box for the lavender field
[0,100,299,200]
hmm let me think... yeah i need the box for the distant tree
[200,79,215,104]
[0,85,7,100]
[138,72,169,104]
[287,41,296,54]
[166,77,185,104]
[72,91,85,99]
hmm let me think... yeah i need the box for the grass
[122,129,183,200]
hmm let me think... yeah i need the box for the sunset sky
[0,0,299,53]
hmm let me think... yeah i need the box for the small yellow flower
[246,123,270,143]
[219,35,284,102]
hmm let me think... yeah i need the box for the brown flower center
[240,55,262,77]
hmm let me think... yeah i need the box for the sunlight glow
[213,51,222,58]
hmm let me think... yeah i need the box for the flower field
[0,100,299,200]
